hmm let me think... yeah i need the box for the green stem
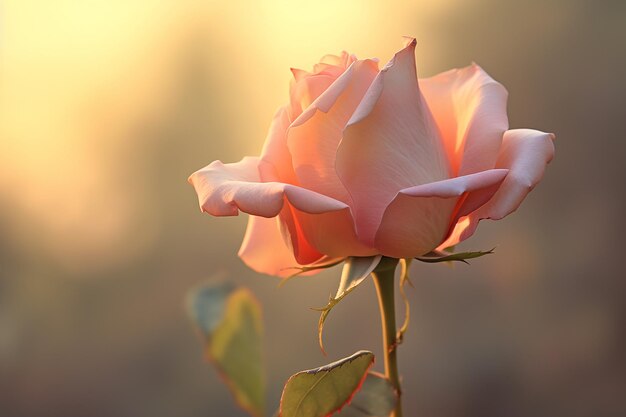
[371,257,403,417]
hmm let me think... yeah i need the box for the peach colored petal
[258,157,377,262]
[188,156,375,262]
[437,216,471,250]
[442,129,556,247]
[291,204,377,259]
[287,59,379,204]
[276,201,324,265]
[248,108,323,263]
[336,38,450,245]
[290,68,310,82]
[319,53,344,66]
[289,68,311,82]
[258,106,298,185]
[288,73,336,120]
[239,215,343,277]
[312,63,346,79]
[374,169,508,258]
[188,157,345,217]
[319,51,357,68]
[238,215,317,277]
[420,64,509,177]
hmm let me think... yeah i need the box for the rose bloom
[189,38,554,277]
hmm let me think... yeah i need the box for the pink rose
[189,38,554,277]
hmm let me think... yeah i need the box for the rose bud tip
[401,36,417,47]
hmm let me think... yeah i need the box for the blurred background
[1,0,625,416]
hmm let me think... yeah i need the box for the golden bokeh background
[1,1,625,416]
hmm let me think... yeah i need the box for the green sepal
[279,258,346,287]
[396,258,413,346]
[415,248,495,264]
[313,256,382,354]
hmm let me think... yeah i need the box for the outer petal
[287,59,379,204]
[275,202,322,265]
[259,106,298,185]
[441,129,555,247]
[420,64,509,177]
[251,108,324,263]
[336,38,450,245]
[188,156,375,262]
[374,169,508,258]
[238,215,304,277]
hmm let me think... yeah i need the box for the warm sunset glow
[1,0,196,269]
[1,0,459,271]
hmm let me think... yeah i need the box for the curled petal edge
[374,168,509,258]
[439,128,555,248]
[188,156,349,218]
[189,156,375,262]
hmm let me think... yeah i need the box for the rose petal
[246,108,323,263]
[319,51,357,68]
[287,59,379,204]
[258,106,298,185]
[420,63,509,176]
[238,215,312,277]
[336,38,450,245]
[276,201,323,265]
[437,216,471,251]
[441,129,555,247]
[374,169,508,258]
[290,68,310,82]
[188,155,340,213]
[289,73,336,120]
[188,156,375,262]
[291,205,377,260]
[312,63,346,79]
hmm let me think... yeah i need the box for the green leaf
[415,248,495,264]
[275,371,396,417]
[187,282,265,417]
[336,372,397,417]
[313,256,382,353]
[280,351,375,417]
